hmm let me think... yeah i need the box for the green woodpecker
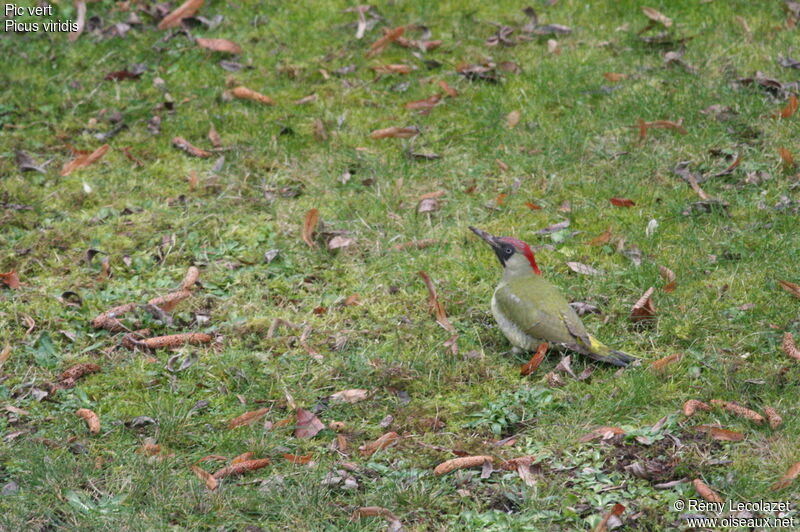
[470,226,636,367]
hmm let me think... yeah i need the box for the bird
[469,226,636,367]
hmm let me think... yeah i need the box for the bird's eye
[505,247,513,255]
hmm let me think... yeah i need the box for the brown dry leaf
[302,208,320,248]
[229,408,269,429]
[230,86,275,105]
[172,137,210,158]
[148,290,191,312]
[328,236,355,250]
[763,406,783,429]
[603,72,627,83]
[520,342,547,376]
[631,287,656,323]
[313,118,328,141]
[188,170,198,189]
[68,0,86,42]
[438,80,458,98]
[547,39,560,54]
[0,345,11,368]
[76,408,100,435]
[359,431,399,457]
[212,458,271,479]
[330,389,369,404]
[693,478,723,502]
[637,119,687,140]
[610,197,635,207]
[366,26,405,58]
[196,38,242,54]
[779,280,800,298]
[735,16,752,42]
[525,202,542,210]
[506,110,521,128]
[190,465,218,490]
[650,352,683,371]
[231,452,253,464]
[710,400,765,424]
[778,147,796,168]
[495,159,509,172]
[566,262,603,276]
[294,93,318,105]
[692,425,744,442]
[391,239,439,252]
[658,265,677,292]
[283,453,313,464]
[771,462,800,490]
[372,64,413,74]
[61,144,110,176]
[295,407,324,439]
[158,0,204,29]
[352,506,402,530]
[0,270,21,290]
[589,226,613,246]
[783,332,800,361]
[682,399,711,417]
[434,456,494,475]
[778,93,798,119]
[405,94,442,111]
[208,125,222,148]
[370,126,419,139]
[594,503,625,532]
[418,271,456,333]
[579,426,625,442]
[641,7,672,27]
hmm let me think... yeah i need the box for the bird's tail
[582,335,637,367]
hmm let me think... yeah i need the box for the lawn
[1,0,800,529]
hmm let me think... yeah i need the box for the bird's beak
[469,226,503,252]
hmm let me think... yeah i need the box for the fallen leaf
[779,280,800,299]
[230,86,275,105]
[76,408,100,435]
[61,144,110,176]
[520,343,547,376]
[293,93,317,105]
[0,346,11,368]
[282,453,313,464]
[158,0,204,30]
[438,80,458,98]
[372,64,413,74]
[370,126,419,139]
[212,458,271,479]
[566,262,603,276]
[693,478,723,502]
[196,38,242,54]
[547,39,560,54]
[328,236,355,250]
[692,425,744,441]
[172,137,210,158]
[778,93,798,119]
[506,110,521,128]
[391,239,439,252]
[302,208,319,249]
[659,265,677,292]
[295,408,324,438]
[610,197,635,207]
[191,465,218,490]
[589,226,612,246]
[631,287,656,323]
[594,503,625,532]
[0,271,21,290]
[352,507,402,531]
[418,271,456,333]
[495,159,509,172]
[641,7,672,27]
[650,352,682,372]
[778,147,795,168]
[682,399,711,417]
[782,332,800,361]
[330,389,369,404]
[229,408,269,429]
[525,202,542,210]
[579,426,624,442]
[763,406,783,429]
[434,456,494,475]
[710,400,764,424]
[359,431,399,457]
[405,94,442,111]
[68,0,86,42]
[603,72,626,82]
[366,26,405,58]
[637,119,688,140]
[772,462,800,490]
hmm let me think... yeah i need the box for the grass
[2,0,800,529]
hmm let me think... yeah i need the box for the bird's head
[469,226,541,275]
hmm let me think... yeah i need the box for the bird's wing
[493,283,576,345]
